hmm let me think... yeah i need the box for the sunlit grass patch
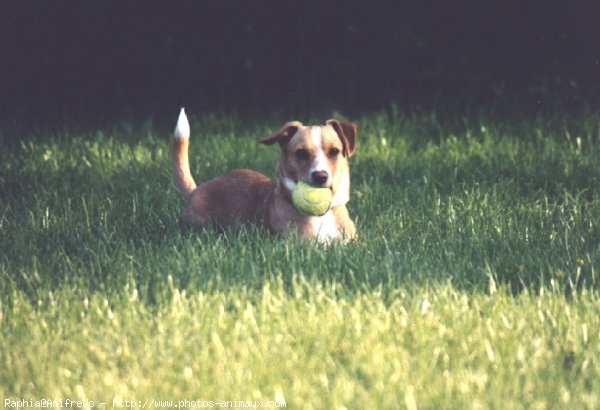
[1,279,599,409]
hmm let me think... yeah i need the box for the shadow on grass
[1,117,599,306]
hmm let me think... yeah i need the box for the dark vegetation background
[1,0,599,129]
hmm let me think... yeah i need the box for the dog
[172,108,357,243]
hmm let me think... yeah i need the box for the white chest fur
[310,211,340,243]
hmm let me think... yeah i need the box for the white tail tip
[174,107,190,139]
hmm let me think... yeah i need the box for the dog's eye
[295,149,310,160]
[328,148,340,158]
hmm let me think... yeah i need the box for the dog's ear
[259,121,303,146]
[327,119,357,157]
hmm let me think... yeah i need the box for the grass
[1,109,599,409]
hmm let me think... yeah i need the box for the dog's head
[259,120,357,207]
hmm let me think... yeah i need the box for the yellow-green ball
[292,181,333,216]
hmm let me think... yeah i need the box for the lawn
[1,109,599,409]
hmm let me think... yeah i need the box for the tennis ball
[292,181,333,216]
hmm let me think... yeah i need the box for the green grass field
[1,109,599,409]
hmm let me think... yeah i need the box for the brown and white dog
[172,108,357,243]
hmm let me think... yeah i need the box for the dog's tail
[172,108,197,198]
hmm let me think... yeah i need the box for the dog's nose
[311,170,329,186]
